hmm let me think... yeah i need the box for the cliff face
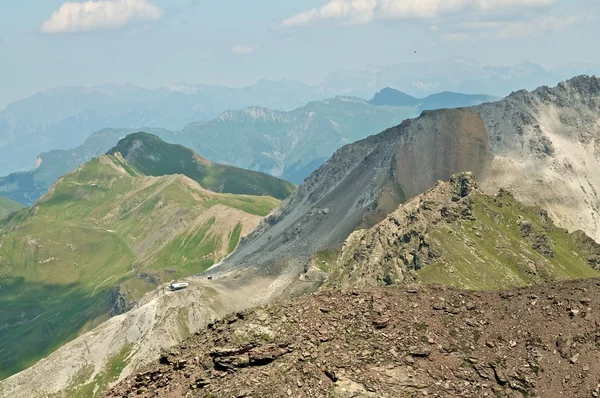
[476,75,600,242]
[229,75,600,279]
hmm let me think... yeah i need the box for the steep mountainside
[0,153,279,381]
[104,278,600,398]
[324,173,600,290]
[0,195,23,218]
[108,133,296,200]
[476,75,600,243]
[369,87,496,110]
[0,81,324,176]
[217,107,492,279]
[220,75,600,281]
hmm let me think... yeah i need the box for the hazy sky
[1,0,598,107]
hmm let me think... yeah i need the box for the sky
[0,0,598,108]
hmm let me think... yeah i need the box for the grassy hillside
[417,190,600,289]
[0,128,174,206]
[327,173,600,290]
[0,154,279,380]
[0,195,24,218]
[108,132,296,200]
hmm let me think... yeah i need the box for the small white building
[169,282,189,291]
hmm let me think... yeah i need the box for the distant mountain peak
[369,88,419,107]
[507,74,600,100]
[107,132,296,200]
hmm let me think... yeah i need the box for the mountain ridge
[107,132,296,200]
[2,75,600,397]
[369,87,497,110]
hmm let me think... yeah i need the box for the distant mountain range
[0,80,327,176]
[1,58,596,177]
[0,91,495,205]
[368,88,496,109]
[320,58,600,99]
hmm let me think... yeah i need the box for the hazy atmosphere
[1,0,598,107]
[1,1,600,397]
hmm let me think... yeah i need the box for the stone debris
[105,278,600,398]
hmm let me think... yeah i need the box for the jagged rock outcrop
[325,172,600,290]
[477,75,600,243]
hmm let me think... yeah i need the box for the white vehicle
[169,282,189,291]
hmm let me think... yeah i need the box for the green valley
[0,143,281,380]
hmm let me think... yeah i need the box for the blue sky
[0,0,598,107]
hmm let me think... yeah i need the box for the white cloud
[232,45,255,55]
[281,0,557,28]
[41,0,164,34]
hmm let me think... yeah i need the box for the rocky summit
[105,278,600,398]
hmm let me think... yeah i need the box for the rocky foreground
[105,279,600,397]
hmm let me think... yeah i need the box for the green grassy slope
[418,191,600,289]
[108,132,296,200]
[0,195,24,218]
[0,154,279,380]
[0,128,174,206]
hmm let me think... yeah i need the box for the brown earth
[105,278,600,398]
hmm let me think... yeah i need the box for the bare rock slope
[105,278,600,398]
[221,75,600,284]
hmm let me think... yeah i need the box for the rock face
[105,278,600,398]
[477,75,600,244]
[326,172,600,290]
